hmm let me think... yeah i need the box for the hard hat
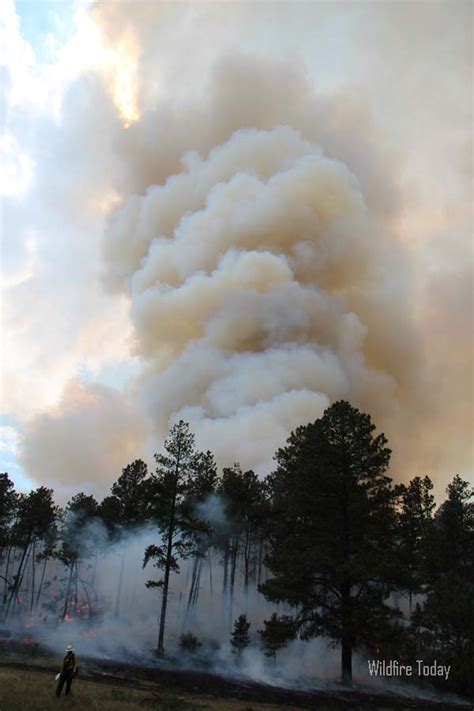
[66,645,74,652]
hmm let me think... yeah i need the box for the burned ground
[0,637,470,710]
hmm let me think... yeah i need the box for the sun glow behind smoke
[67,8,141,128]
[93,17,141,128]
[107,32,140,128]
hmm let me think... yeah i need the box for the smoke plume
[20,381,146,495]
[4,0,471,490]
[103,121,418,475]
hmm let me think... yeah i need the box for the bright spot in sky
[108,34,141,128]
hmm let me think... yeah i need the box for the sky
[0,0,472,501]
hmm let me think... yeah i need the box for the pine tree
[144,421,207,656]
[261,400,399,685]
[218,466,265,607]
[435,475,474,581]
[396,475,436,612]
[409,476,474,696]
[0,473,16,551]
[0,473,17,615]
[230,613,251,658]
[100,459,150,617]
[183,450,218,618]
[4,487,57,621]
[258,612,294,664]
[58,493,98,621]
[110,459,150,529]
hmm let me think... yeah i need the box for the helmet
[66,645,74,652]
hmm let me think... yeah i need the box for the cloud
[0,425,20,456]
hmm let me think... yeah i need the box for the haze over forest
[1,404,473,695]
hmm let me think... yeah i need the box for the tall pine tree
[396,475,436,613]
[261,400,399,684]
[410,476,474,696]
[144,421,206,655]
[4,487,57,621]
[100,459,150,617]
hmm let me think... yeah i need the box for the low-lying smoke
[2,514,466,703]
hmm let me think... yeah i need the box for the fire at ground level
[0,637,471,710]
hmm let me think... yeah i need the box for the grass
[0,668,298,711]
[0,669,149,711]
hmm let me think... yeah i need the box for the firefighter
[55,644,78,697]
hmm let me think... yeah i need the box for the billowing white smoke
[104,126,410,473]
[10,0,471,490]
[20,381,147,496]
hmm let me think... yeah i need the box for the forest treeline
[0,401,473,695]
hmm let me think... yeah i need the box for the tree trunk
[35,557,48,613]
[208,551,213,597]
[257,532,264,586]
[340,474,353,686]
[341,635,353,685]
[230,533,239,596]
[156,454,181,656]
[228,533,240,628]
[114,545,126,618]
[243,531,251,590]
[30,540,36,617]
[186,556,199,616]
[74,560,79,614]
[92,551,98,587]
[176,590,183,629]
[3,544,13,603]
[79,579,94,619]
[340,577,353,685]
[192,558,202,608]
[4,539,31,621]
[222,543,229,595]
[157,530,173,655]
[62,557,76,621]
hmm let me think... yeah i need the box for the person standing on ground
[56,644,78,697]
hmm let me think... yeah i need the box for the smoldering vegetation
[1,403,473,703]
